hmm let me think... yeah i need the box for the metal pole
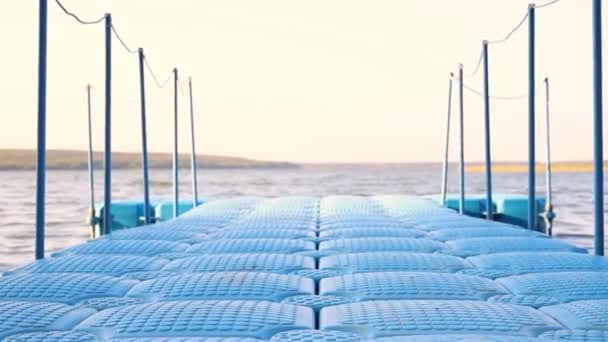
[483,41,493,221]
[593,0,605,255]
[173,68,179,218]
[35,0,48,259]
[138,49,151,225]
[103,13,112,235]
[188,77,199,207]
[440,73,454,207]
[458,64,465,215]
[528,4,536,230]
[542,77,555,236]
[86,85,96,237]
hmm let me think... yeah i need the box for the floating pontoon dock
[1,196,608,341]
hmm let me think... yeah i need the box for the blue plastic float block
[98,200,149,232]
[281,295,352,313]
[269,330,363,342]
[114,338,266,342]
[540,329,608,342]
[155,201,201,222]
[497,272,608,303]
[429,227,547,241]
[0,273,136,304]
[0,301,96,340]
[3,331,102,342]
[540,300,608,330]
[320,272,507,301]
[289,269,345,281]
[13,255,169,276]
[319,252,472,273]
[76,297,145,311]
[319,228,427,239]
[412,220,521,232]
[127,272,314,302]
[151,217,231,231]
[467,252,608,276]
[444,197,487,217]
[53,240,190,257]
[225,221,317,231]
[497,196,546,227]
[102,226,207,242]
[206,229,316,240]
[445,237,587,257]
[120,271,185,281]
[161,254,316,274]
[75,300,315,340]
[319,300,563,338]
[319,238,446,253]
[373,335,555,341]
[488,295,562,309]
[186,239,316,254]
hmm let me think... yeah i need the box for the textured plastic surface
[76,300,314,339]
[319,252,472,273]
[319,238,446,253]
[446,237,587,256]
[320,272,506,301]
[186,239,316,254]
[468,252,608,276]
[14,255,169,276]
[2,195,605,341]
[540,300,608,330]
[127,272,314,301]
[0,273,136,303]
[161,254,315,274]
[0,301,96,339]
[320,300,562,338]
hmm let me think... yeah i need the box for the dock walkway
[1,196,608,341]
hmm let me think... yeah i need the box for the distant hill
[0,149,297,170]
[465,161,608,173]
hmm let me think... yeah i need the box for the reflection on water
[0,165,605,271]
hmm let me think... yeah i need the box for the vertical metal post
[458,64,465,215]
[440,73,454,207]
[173,68,179,218]
[35,0,48,259]
[593,0,605,255]
[482,41,493,220]
[188,77,199,207]
[528,4,536,230]
[103,13,112,235]
[543,77,554,236]
[138,49,151,225]
[86,85,96,237]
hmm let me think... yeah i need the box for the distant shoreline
[465,162,608,173]
[0,149,298,170]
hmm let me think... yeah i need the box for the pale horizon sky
[0,0,605,163]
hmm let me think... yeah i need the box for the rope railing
[54,0,105,25]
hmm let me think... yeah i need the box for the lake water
[0,164,604,271]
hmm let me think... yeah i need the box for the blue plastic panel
[0,273,136,304]
[289,269,344,281]
[76,300,314,339]
[320,272,507,301]
[446,237,587,256]
[127,272,314,302]
[319,238,446,253]
[0,301,96,339]
[14,255,169,276]
[373,335,553,341]
[161,254,316,274]
[540,300,608,330]
[488,295,561,308]
[3,331,101,342]
[280,295,352,312]
[104,227,206,242]
[207,229,316,240]
[114,338,265,342]
[319,252,472,273]
[53,240,190,257]
[186,239,316,254]
[468,252,608,276]
[319,228,426,239]
[429,227,547,241]
[270,330,362,342]
[497,272,608,303]
[76,297,145,311]
[320,300,562,338]
[540,329,608,341]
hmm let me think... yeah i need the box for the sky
[0,0,603,163]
